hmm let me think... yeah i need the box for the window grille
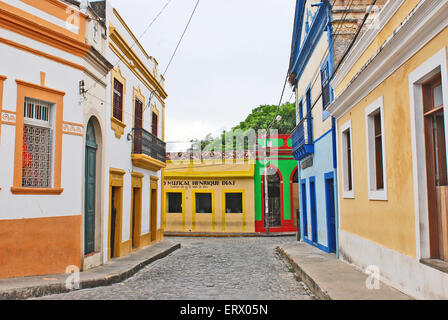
[22,97,53,188]
[24,98,51,126]
[22,125,53,188]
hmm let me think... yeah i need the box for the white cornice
[328,0,448,119]
[331,0,406,90]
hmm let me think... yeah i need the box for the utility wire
[84,0,173,95]
[163,0,200,78]
[144,0,201,112]
[295,0,378,130]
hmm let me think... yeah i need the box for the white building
[0,0,90,278]
[102,1,168,260]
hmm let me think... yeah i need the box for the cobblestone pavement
[36,236,315,300]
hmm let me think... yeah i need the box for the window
[22,98,53,188]
[113,79,123,121]
[321,62,330,109]
[167,192,183,213]
[365,97,387,200]
[341,120,354,198]
[224,192,243,213]
[306,88,313,142]
[195,192,212,213]
[298,99,303,121]
[152,111,158,137]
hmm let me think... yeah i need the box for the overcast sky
[108,0,297,151]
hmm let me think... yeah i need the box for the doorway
[264,166,282,228]
[110,186,120,258]
[325,173,336,253]
[423,73,448,261]
[131,186,142,249]
[309,177,318,243]
[291,168,299,228]
[150,187,158,242]
[84,119,97,255]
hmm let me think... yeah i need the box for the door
[310,178,318,243]
[423,73,448,260]
[301,181,308,238]
[110,187,117,258]
[264,167,281,228]
[131,187,142,249]
[150,188,158,241]
[84,120,97,255]
[325,175,336,253]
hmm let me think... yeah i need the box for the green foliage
[187,102,296,151]
[233,102,296,134]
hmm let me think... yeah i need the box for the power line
[144,0,200,112]
[163,0,200,78]
[84,0,173,95]
[296,0,378,130]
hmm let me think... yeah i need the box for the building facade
[0,0,90,278]
[328,0,448,299]
[254,134,298,233]
[103,2,167,260]
[80,0,113,270]
[164,152,255,234]
[289,0,384,253]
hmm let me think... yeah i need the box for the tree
[187,102,296,152]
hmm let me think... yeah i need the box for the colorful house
[288,0,383,253]
[104,2,168,259]
[0,0,90,278]
[327,0,448,299]
[254,135,298,233]
[164,152,255,234]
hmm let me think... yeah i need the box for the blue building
[288,0,339,254]
[288,0,375,254]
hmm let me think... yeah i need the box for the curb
[0,242,181,300]
[164,232,297,238]
[276,246,331,300]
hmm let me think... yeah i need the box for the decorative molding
[328,0,448,119]
[0,1,90,58]
[331,0,406,89]
[62,121,83,136]
[131,154,166,172]
[111,116,126,139]
[0,37,85,71]
[109,23,167,99]
[1,110,16,125]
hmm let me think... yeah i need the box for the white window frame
[340,119,354,199]
[365,96,388,201]
[409,47,448,259]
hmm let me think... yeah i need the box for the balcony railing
[291,116,314,161]
[132,128,166,163]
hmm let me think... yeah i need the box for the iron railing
[132,128,166,163]
[290,115,314,161]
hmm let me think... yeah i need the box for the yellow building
[163,153,255,234]
[327,0,448,299]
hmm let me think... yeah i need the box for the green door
[85,120,97,254]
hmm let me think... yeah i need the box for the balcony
[131,128,166,172]
[291,116,314,161]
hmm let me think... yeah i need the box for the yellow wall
[163,177,255,233]
[337,27,448,258]
[335,0,421,95]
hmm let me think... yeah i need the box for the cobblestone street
[36,236,315,300]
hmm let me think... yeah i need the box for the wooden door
[423,74,448,260]
[84,120,97,255]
